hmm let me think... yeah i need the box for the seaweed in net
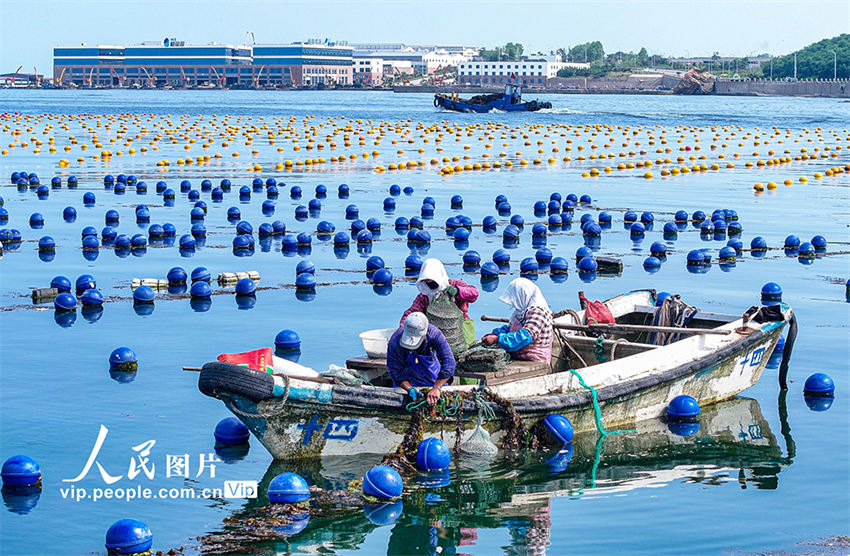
[196,487,362,554]
[483,389,529,451]
[455,345,509,374]
[379,407,425,476]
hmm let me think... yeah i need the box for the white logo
[223,480,258,499]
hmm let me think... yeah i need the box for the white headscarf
[499,278,549,322]
[416,258,450,299]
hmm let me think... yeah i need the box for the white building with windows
[353,57,384,85]
[353,44,479,76]
[458,59,589,87]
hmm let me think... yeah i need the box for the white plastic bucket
[359,328,396,358]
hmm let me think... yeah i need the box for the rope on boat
[405,391,463,416]
[593,335,608,363]
[609,338,628,361]
[568,368,635,438]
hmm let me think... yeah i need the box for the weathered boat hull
[200,310,787,460]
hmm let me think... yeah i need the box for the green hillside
[771,34,849,79]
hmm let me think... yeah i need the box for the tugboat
[434,84,552,113]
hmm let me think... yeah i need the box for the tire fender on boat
[434,97,440,108]
[198,361,275,401]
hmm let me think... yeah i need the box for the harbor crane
[7,65,23,87]
[393,67,409,85]
[253,65,266,87]
[210,66,225,87]
[140,67,156,87]
[110,67,124,87]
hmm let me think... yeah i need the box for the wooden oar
[480,315,732,336]
[182,366,336,384]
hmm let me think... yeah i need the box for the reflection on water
[203,396,793,554]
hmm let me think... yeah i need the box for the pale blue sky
[1,0,848,74]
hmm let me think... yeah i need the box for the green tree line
[476,36,849,80]
[770,34,849,79]
[480,42,524,61]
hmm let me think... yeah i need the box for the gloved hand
[446,286,458,297]
[408,388,421,400]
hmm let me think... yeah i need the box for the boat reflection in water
[201,396,793,554]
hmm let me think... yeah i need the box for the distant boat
[435,84,552,113]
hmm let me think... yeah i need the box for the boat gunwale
[320,318,782,415]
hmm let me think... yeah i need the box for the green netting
[426,290,467,354]
[455,345,510,374]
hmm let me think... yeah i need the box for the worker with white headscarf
[481,278,553,362]
[401,258,479,346]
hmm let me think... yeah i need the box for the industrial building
[251,42,354,86]
[52,39,353,87]
[353,44,478,79]
[457,59,589,87]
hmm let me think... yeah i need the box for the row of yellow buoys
[752,166,846,190]
[2,113,847,188]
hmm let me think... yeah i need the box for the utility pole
[831,50,837,80]
[793,52,797,80]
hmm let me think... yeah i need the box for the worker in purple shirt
[387,312,455,405]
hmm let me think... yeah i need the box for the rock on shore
[673,69,716,95]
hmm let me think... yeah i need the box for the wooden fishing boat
[197,290,795,460]
[434,84,552,113]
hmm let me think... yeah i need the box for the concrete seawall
[395,76,850,98]
[714,80,850,98]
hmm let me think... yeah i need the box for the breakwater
[396,76,850,98]
[714,78,850,97]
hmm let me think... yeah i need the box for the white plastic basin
[359,328,396,358]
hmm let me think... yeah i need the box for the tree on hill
[770,34,849,79]
[567,41,604,63]
[480,42,524,61]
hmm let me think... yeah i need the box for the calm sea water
[0,90,848,555]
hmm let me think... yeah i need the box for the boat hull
[202,318,786,460]
[434,94,549,113]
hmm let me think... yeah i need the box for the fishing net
[455,345,510,374]
[320,365,372,386]
[458,414,499,456]
[453,391,499,456]
[426,290,467,354]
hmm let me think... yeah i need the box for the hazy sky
[2,0,848,73]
